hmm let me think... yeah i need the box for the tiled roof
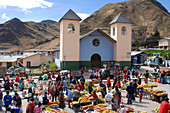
[59,9,82,22]
[80,28,116,43]
[110,13,133,24]
[0,53,38,62]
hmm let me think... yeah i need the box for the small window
[27,61,31,68]
[56,52,59,59]
[92,39,100,47]
[113,27,115,36]
[121,26,126,35]
[68,23,75,33]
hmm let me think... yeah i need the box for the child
[118,102,126,113]
[33,102,42,113]
[59,93,65,109]
[139,89,143,102]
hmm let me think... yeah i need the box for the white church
[55,9,132,70]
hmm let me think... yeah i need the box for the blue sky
[0,0,169,24]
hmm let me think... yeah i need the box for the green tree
[144,30,160,48]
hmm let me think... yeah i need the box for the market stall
[143,88,168,103]
[42,102,68,113]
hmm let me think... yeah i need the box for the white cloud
[1,13,10,21]
[0,0,53,12]
[77,13,90,20]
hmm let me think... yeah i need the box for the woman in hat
[59,92,65,109]
[111,92,119,111]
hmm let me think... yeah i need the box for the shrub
[50,63,58,69]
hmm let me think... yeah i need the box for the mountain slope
[0,0,169,50]
[80,0,170,45]
[0,18,60,50]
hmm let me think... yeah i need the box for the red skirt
[67,100,72,103]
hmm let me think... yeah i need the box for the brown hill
[0,0,169,50]
[0,18,60,50]
[80,0,170,45]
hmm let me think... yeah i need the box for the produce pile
[153,106,160,113]
[143,88,167,96]
[81,104,109,113]
[93,78,99,84]
[98,96,105,103]
[137,84,157,88]
[42,102,67,113]
[78,95,90,103]
[121,85,126,90]
[126,107,134,112]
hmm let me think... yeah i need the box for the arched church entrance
[91,54,101,67]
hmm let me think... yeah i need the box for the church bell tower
[110,13,132,68]
[59,9,82,70]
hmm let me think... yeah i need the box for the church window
[121,26,126,35]
[92,39,100,47]
[113,27,115,36]
[68,23,75,33]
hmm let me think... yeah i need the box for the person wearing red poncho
[15,75,20,82]
[159,97,170,113]
[74,81,83,91]
[116,80,121,88]
[123,74,127,79]
[107,77,111,88]
[88,91,98,105]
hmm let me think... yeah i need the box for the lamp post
[64,56,66,70]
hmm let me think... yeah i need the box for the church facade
[57,9,132,70]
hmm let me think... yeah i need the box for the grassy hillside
[143,50,170,58]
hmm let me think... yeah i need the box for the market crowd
[0,65,170,113]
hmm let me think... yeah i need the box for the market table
[153,93,168,103]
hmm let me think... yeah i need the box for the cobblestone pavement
[1,66,170,113]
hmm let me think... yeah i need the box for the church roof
[59,9,82,22]
[109,13,133,25]
[80,28,116,43]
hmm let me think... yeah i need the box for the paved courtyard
[1,66,169,113]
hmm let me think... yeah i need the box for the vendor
[43,92,49,105]
[74,81,83,91]
[99,81,107,98]
[87,82,93,94]
[159,97,170,113]
[88,91,98,105]
[3,91,13,112]
[13,93,22,108]
[26,98,35,113]
[38,75,43,81]
[19,82,24,91]
[111,92,119,111]
[80,76,85,90]
[105,90,112,102]
[73,88,80,101]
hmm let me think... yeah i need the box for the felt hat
[120,102,124,107]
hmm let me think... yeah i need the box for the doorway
[91,54,101,67]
